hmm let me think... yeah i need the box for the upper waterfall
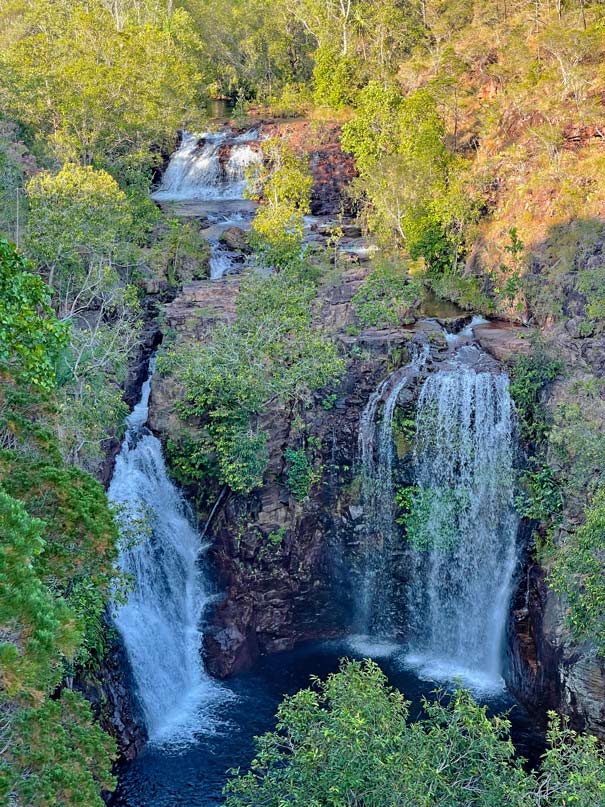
[152,129,262,202]
[406,365,518,689]
[110,362,223,743]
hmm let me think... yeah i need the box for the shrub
[509,349,562,445]
[353,259,422,328]
[224,659,605,807]
[549,488,605,655]
[285,447,321,501]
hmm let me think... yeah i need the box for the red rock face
[260,120,358,216]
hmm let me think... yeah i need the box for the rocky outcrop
[474,321,531,362]
[506,556,561,716]
[76,634,147,760]
[505,319,605,738]
[260,120,357,216]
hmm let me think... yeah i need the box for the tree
[25,164,142,468]
[0,238,67,391]
[248,138,313,268]
[0,487,77,697]
[25,164,134,313]
[0,0,203,167]
[224,659,605,807]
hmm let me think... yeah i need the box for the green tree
[248,138,313,268]
[225,659,605,807]
[25,164,135,312]
[0,487,77,697]
[0,238,67,391]
[25,164,143,468]
[0,0,203,167]
[2,689,117,807]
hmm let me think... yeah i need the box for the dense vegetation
[2,0,605,803]
[225,660,605,807]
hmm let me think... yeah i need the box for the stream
[111,126,545,806]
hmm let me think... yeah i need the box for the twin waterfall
[110,365,219,742]
[111,127,519,745]
[358,346,519,689]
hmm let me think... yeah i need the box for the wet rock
[474,321,532,363]
[436,315,472,333]
[220,226,251,253]
[75,633,147,760]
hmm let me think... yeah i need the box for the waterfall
[405,367,518,689]
[355,342,429,641]
[152,129,262,202]
[110,363,221,743]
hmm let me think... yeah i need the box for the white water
[152,130,262,202]
[444,315,489,347]
[110,363,222,743]
[356,341,429,635]
[405,366,518,691]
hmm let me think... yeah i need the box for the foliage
[25,164,135,313]
[0,367,119,805]
[0,487,77,697]
[577,266,605,333]
[0,122,29,241]
[491,228,526,319]
[25,164,143,468]
[225,658,605,807]
[509,349,562,445]
[549,488,605,655]
[549,382,605,501]
[150,218,210,285]
[2,689,117,807]
[516,465,563,524]
[0,238,68,390]
[0,449,119,631]
[312,45,358,108]
[160,266,344,493]
[353,258,422,328]
[247,138,313,268]
[342,84,477,273]
[0,0,203,167]
[284,447,321,501]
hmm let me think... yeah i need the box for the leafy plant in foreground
[224,659,605,807]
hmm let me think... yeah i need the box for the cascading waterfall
[152,129,262,202]
[355,342,429,640]
[110,362,221,742]
[405,366,518,689]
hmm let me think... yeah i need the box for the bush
[353,259,422,328]
[549,488,605,655]
[224,659,605,807]
[509,349,562,445]
[285,447,321,501]
[160,266,344,494]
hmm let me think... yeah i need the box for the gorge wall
[104,118,605,754]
